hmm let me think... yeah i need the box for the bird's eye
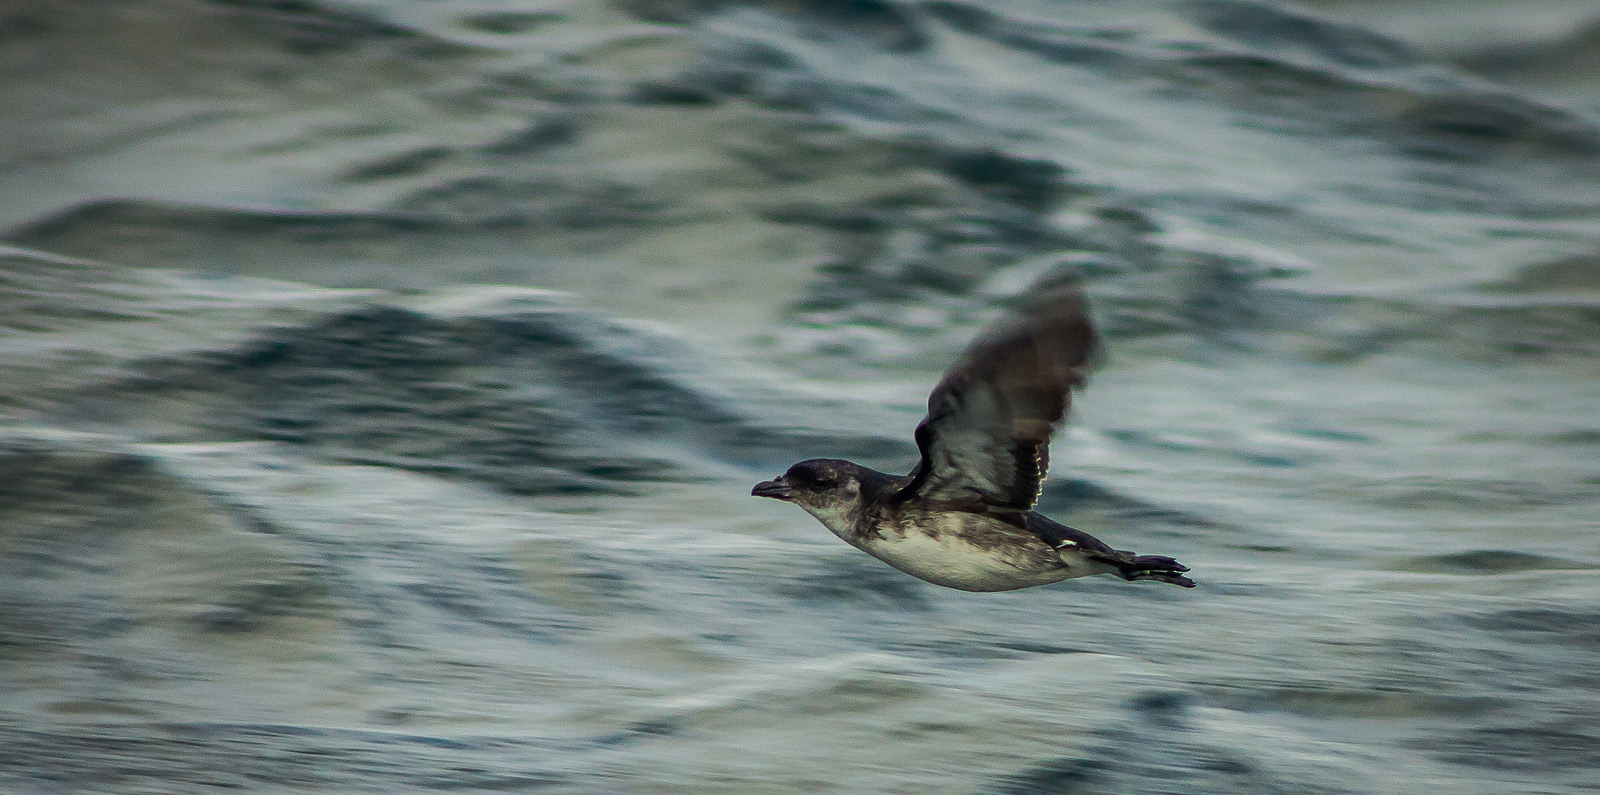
[800,470,835,488]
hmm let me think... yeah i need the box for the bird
[751,285,1194,592]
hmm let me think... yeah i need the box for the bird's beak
[751,477,794,501]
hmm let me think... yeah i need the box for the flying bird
[752,286,1194,591]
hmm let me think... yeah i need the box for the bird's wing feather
[895,285,1099,510]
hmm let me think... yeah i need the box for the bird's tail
[1094,550,1195,588]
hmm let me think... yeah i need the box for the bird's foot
[1120,554,1195,588]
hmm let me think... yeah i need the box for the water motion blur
[3,1,1598,793]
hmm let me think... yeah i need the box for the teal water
[2,1,1597,792]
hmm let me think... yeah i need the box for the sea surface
[2,1,1598,793]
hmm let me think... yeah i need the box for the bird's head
[751,458,866,516]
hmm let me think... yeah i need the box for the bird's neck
[800,500,866,545]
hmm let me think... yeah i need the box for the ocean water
[2,1,1598,792]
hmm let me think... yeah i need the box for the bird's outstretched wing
[894,285,1099,510]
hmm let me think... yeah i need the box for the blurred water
[2,1,1598,793]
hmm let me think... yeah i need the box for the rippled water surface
[2,1,1598,793]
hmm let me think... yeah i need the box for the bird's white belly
[802,503,1089,592]
[857,527,1075,593]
